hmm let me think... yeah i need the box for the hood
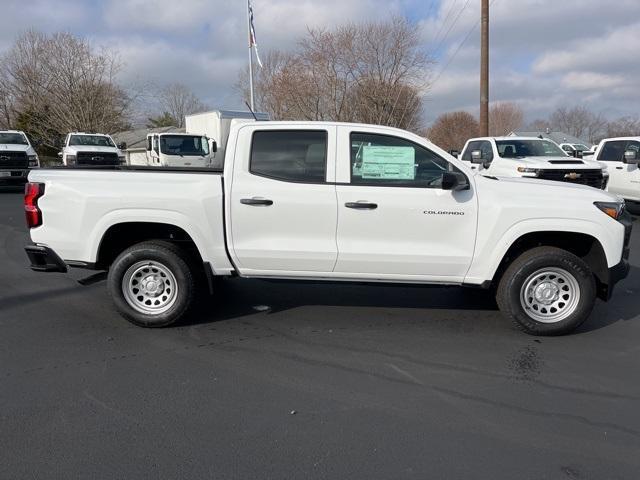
[482,174,621,201]
[512,156,602,169]
[0,144,32,153]
[66,145,120,154]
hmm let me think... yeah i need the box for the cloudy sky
[2,0,639,126]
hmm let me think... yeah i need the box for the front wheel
[496,247,596,336]
[107,241,195,327]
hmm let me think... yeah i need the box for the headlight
[28,155,39,167]
[517,167,540,175]
[594,201,625,220]
[66,155,77,165]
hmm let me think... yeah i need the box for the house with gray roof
[509,130,591,148]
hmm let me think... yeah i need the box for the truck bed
[28,168,234,274]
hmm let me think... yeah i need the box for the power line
[430,0,499,88]
[432,0,473,56]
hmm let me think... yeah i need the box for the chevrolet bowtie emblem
[92,156,103,161]
[564,172,582,180]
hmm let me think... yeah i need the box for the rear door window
[250,130,327,183]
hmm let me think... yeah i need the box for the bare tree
[156,83,206,128]
[526,118,552,132]
[606,116,640,138]
[426,111,479,152]
[237,17,432,132]
[2,30,132,147]
[489,102,523,136]
[550,106,607,143]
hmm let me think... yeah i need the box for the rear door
[599,140,640,200]
[333,127,477,281]
[229,125,338,274]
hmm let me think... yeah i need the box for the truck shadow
[186,265,640,335]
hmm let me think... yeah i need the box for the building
[112,126,184,165]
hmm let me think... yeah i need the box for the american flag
[248,1,263,68]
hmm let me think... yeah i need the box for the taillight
[24,182,45,228]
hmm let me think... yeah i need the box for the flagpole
[247,0,255,111]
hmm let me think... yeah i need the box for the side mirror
[442,171,470,191]
[623,150,639,164]
[448,149,459,159]
[118,142,127,150]
[209,139,217,153]
[470,150,484,164]
[146,137,152,152]
[57,151,62,158]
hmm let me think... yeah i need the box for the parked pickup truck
[59,132,125,166]
[460,137,608,189]
[0,130,39,185]
[24,121,632,335]
[591,137,640,204]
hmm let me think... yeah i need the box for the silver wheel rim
[122,261,178,315]
[520,267,581,323]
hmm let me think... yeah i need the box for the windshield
[495,139,566,158]
[69,135,115,147]
[160,135,209,156]
[0,132,28,145]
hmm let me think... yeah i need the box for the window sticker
[360,146,416,180]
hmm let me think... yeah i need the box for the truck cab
[60,132,124,166]
[594,137,640,203]
[0,130,39,185]
[460,136,608,189]
[145,132,215,168]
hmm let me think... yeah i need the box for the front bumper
[25,245,68,273]
[0,169,28,184]
[602,212,632,300]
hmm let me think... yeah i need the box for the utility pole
[479,0,489,136]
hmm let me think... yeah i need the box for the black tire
[107,241,195,327]
[496,246,596,336]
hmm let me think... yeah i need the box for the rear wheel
[107,241,195,327]
[496,247,596,335]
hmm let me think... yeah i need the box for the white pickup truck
[59,132,125,166]
[460,137,608,189]
[591,137,640,204]
[0,130,39,185]
[24,121,632,335]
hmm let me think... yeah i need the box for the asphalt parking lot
[1,187,640,479]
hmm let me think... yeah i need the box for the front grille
[538,169,604,189]
[76,152,119,166]
[0,151,28,168]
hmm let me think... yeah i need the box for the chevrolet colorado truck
[0,130,39,185]
[24,121,632,335]
[460,137,608,189]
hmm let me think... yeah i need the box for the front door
[229,126,338,274]
[600,140,640,200]
[334,128,477,281]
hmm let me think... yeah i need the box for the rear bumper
[25,245,68,273]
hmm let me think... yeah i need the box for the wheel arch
[491,231,610,300]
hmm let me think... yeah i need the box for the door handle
[616,167,623,170]
[240,198,274,206]
[345,201,378,210]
